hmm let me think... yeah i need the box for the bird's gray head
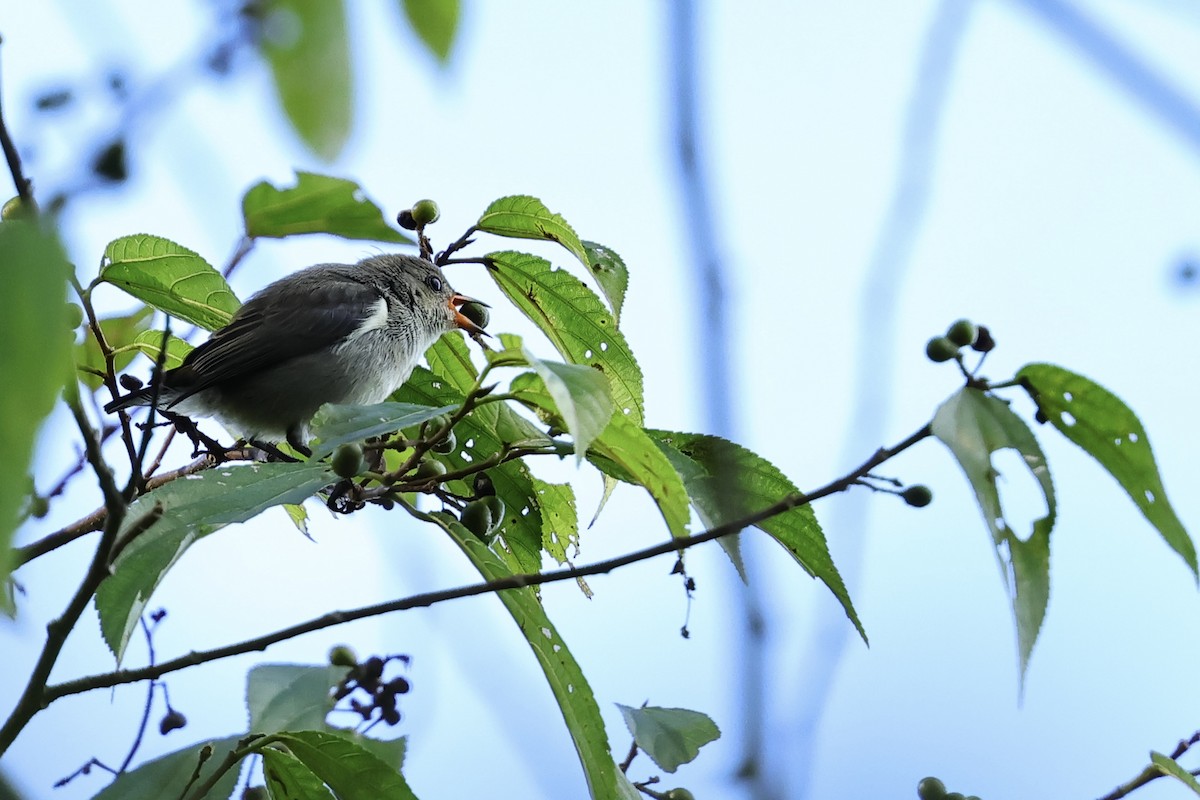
[353,254,484,340]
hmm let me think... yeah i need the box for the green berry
[460,499,495,540]
[946,318,977,347]
[1,195,33,221]
[458,301,490,330]
[482,495,506,526]
[412,459,448,482]
[243,788,269,800]
[331,443,365,479]
[328,645,358,667]
[432,429,457,454]
[664,790,696,800]
[902,485,933,508]
[411,199,440,226]
[925,336,958,363]
[28,495,50,519]
[917,777,947,800]
[65,303,85,329]
[944,793,965,800]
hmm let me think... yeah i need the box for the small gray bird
[105,254,484,453]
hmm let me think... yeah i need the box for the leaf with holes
[432,511,620,800]
[1019,362,1196,577]
[308,401,454,458]
[100,235,239,331]
[581,240,629,324]
[75,307,154,390]
[932,387,1055,685]
[400,0,459,63]
[243,172,412,243]
[258,0,351,161]
[616,704,721,774]
[649,430,865,643]
[533,478,578,563]
[477,196,588,265]
[96,462,336,662]
[487,251,644,425]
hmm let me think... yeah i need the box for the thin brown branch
[0,37,34,207]
[1096,731,1200,800]
[42,422,933,703]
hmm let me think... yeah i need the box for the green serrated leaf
[533,478,578,563]
[1151,752,1200,795]
[248,664,344,734]
[1018,362,1196,577]
[580,240,629,324]
[488,251,644,425]
[92,736,243,800]
[932,387,1056,685]
[424,331,479,394]
[75,307,154,390]
[649,430,866,643]
[399,0,459,63]
[432,512,618,799]
[394,368,545,573]
[522,346,613,463]
[242,171,412,243]
[259,0,352,161]
[616,704,720,774]
[477,197,589,265]
[308,401,453,458]
[282,503,310,537]
[263,745,337,800]
[100,235,239,331]
[588,414,689,541]
[120,329,193,372]
[96,462,335,662]
[271,731,418,800]
[0,221,71,614]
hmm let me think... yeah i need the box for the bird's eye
[425,274,443,292]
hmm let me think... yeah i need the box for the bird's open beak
[449,294,491,336]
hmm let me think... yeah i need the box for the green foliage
[100,235,239,331]
[0,222,71,614]
[400,0,460,62]
[588,414,691,540]
[263,746,339,799]
[477,195,589,265]
[96,462,336,661]
[309,402,452,458]
[616,704,720,773]
[242,172,412,243]
[649,430,865,642]
[258,0,352,161]
[580,240,630,325]
[522,345,614,462]
[932,388,1055,683]
[91,736,244,800]
[1151,751,1200,795]
[125,329,194,370]
[266,731,417,800]
[1018,363,1197,576]
[74,306,153,389]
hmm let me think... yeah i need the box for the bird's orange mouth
[449,294,490,336]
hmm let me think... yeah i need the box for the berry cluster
[329,647,412,728]
[917,775,982,800]
[925,319,994,363]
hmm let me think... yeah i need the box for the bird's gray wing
[166,267,383,402]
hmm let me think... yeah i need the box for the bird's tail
[103,387,156,414]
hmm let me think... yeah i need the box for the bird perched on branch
[105,254,485,454]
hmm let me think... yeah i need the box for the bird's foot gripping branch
[2,179,1193,800]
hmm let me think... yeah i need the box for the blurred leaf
[308,401,453,458]
[399,0,459,63]
[588,414,689,540]
[1151,752,1200,795]
[258,0,352,161]
[270,731,417,800]
[477,197,588,265]
[488,251,644,424]
[581,240,629,324]
[263,746,337,800]
[649,430,865,642]
[532,478,578,563]
[248,664,343,734]
[616,704,720,773]
[120,329,193,372]
[96,462,335,662]
[434,512,619,799]
[92,736,243,800]
[395,368,546,573]
[1019,362,1196,577]
[0,222,71,614]
[75,307,154,389]
[100,235,239,331]
[523,346,613,463]
[932,387,1055,685]
[243,172,412,243]
[282,502,310,537]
